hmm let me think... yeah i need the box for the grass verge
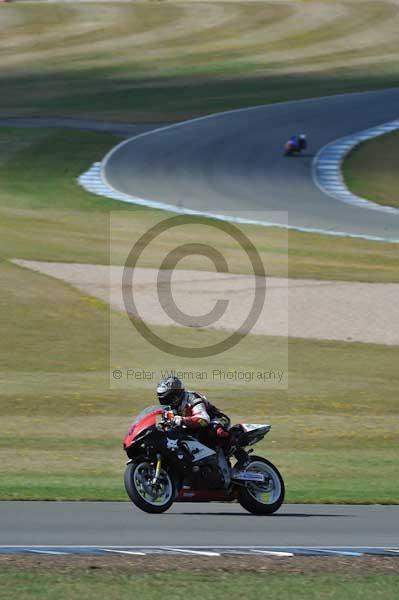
[1,258,399,502]
[0,569,398,600]
[1,1,399,121]
[343,130,399,208]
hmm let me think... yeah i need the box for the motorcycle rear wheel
[124,461,175,514]
[237,456,285,515]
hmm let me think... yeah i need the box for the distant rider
[288,133,307,151]
[156,376,230,445]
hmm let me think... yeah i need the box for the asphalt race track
[1,502,399,548]
[104,89,399,241]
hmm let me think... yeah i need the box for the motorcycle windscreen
[124,405,164,448]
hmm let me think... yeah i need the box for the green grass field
[1,0,399,504]
[0,570,398,600]
[343,130,399,208]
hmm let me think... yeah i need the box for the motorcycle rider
[288,133,307,151]
[298,133,307,150]
[156,376,230,445]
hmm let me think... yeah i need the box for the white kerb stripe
[100,549,147,556]
[250,549,294,557]
[161,547,220,557]
[26,549,68,555]
[307,548,363,556]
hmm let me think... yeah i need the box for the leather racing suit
[170,391,231,445]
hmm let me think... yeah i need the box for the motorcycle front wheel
[124,460,175,514]
[237,456,285,515]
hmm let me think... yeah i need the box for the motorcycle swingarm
[231,470,265,483]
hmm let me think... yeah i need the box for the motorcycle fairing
[233,424,271,448]
[181,439,216,463]
[241,424,271,433]
[123,406,163,449]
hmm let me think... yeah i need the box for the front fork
[152,453,162,484]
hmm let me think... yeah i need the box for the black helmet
[156,376,185,409]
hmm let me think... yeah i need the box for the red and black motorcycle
[123,406,285,515]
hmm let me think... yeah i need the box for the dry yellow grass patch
[2,1,398,75]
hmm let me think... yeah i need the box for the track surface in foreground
[105,89,399,241]
[1,503,398,547]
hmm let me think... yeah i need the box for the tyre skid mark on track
[1,546,399,557]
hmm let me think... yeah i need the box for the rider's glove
[172,415,183,426]
[165,410,175,422]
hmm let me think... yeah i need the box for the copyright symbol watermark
[121,215,267,358]
[112,369,123,380]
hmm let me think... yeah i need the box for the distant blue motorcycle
[284,133,307,156]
